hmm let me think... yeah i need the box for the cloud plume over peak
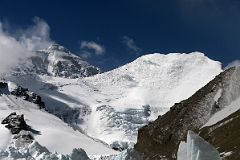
[0,17,53,74]
[19,17,52,51]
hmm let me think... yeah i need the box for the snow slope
[82,52,221,112]
[0,94,117,156]
[0,123,11,150]
[4,52,222,147]
[203,96,240,127]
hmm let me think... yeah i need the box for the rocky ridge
[134,66,240,160]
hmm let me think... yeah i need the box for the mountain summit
[15,44,101,78]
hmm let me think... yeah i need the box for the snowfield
[203,96,240,127]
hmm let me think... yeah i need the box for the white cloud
[0,24,30,73]
[122,36,141,54]
[225,60,240,69]
[19,17,52,51]
[80,41,105,56]
[0,17,53,74]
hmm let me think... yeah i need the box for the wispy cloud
[122,36,141,54]
[0,17,53,74]
[225,60,240,69]
[18,17,52,51]
[80,41,105,57]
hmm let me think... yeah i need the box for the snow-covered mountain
[1,42,232,159]
[15,44,101,78]
[75,52,222,145]
[135,66,240,160]
[1,49,222,154]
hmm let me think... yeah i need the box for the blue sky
[0,0,240,70]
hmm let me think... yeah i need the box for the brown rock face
[199,110,240,160]
[134,67,240,160]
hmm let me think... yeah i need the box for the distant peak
[47,43,70,53]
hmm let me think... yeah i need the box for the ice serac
[177,142,187,160]
[186,131,219,160]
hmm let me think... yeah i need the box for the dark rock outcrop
[0,82,9,94]
[10,85,45,109]
[0,82,8,88]
[110,141,129,151]
[1,112,28,134]
[199,110,240,160]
